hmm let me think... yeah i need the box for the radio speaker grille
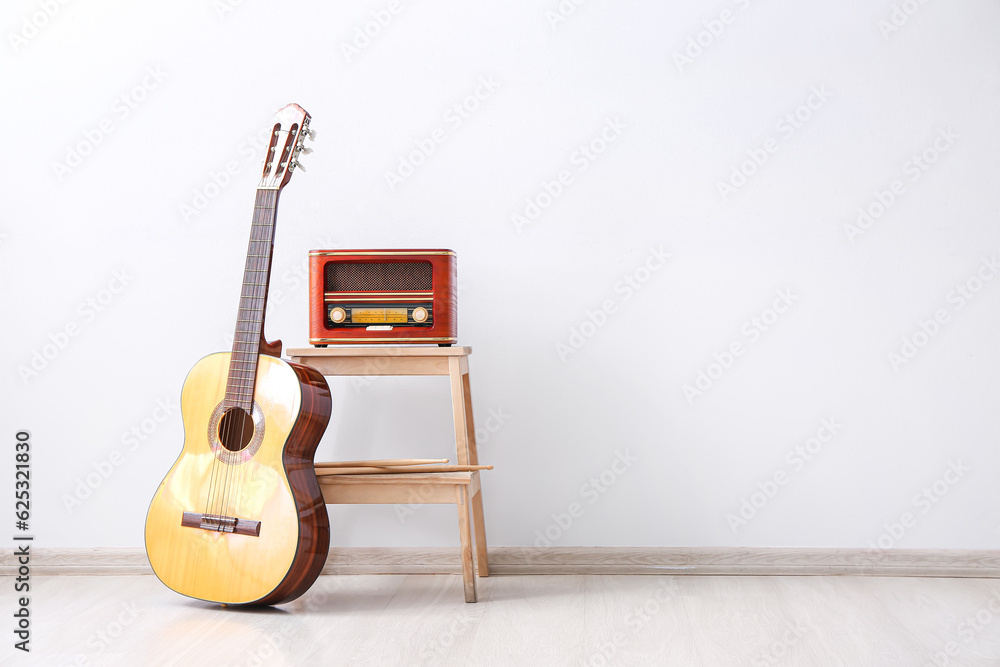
[325,261,433,292]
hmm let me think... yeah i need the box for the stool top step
[287,346,471,358]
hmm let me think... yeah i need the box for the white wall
[2,0,998,551]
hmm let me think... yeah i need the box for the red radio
[308,249,457,346]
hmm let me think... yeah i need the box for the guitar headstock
[258,103,314,190]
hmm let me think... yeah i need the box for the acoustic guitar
[145,104,331,606]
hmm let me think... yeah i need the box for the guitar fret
[222,184,281,399]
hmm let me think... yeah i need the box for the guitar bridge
[181,511,261,537]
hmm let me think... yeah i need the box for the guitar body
[144,352,331,605]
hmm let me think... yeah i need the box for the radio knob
[412,307,429,323]
[330,307,347,324]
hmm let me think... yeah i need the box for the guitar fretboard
[225,188,279,411]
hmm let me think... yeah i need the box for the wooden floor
[4,574,1000,665]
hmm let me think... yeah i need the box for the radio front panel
[325,301,434,328]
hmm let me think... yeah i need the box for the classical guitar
[145,104,331,606]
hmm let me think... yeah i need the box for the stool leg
[449,358,472,466]
[471,487,489,577]
[456,485,477,603]
[455,365,490,577]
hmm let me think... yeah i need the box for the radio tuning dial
[412,306,429,323]
[330,307,347,324]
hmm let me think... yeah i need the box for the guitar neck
[225,188,280,410]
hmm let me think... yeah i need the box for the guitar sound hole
[218,407,254,452]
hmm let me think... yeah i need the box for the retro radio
[308,249,457,346]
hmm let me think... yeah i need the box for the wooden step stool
[286,346,489,602]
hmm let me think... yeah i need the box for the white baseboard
[4,547,999,578]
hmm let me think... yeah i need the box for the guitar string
[224,187,277,529]
[222,188,272,524]
[216,188,258,523]
[219,191,255,526]
[222,195,255,523]
[247,189,274,517]
[199,134,286,590]
[208,187,273,530]
[208,184,258,524]
[231,188,272,524]
[207,191,249,526]
[236,189,269,538]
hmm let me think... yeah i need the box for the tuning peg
[298,145,313,155]
[291,160,306,172]
[303,128,316,141]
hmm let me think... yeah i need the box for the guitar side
[144,352,331,605]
